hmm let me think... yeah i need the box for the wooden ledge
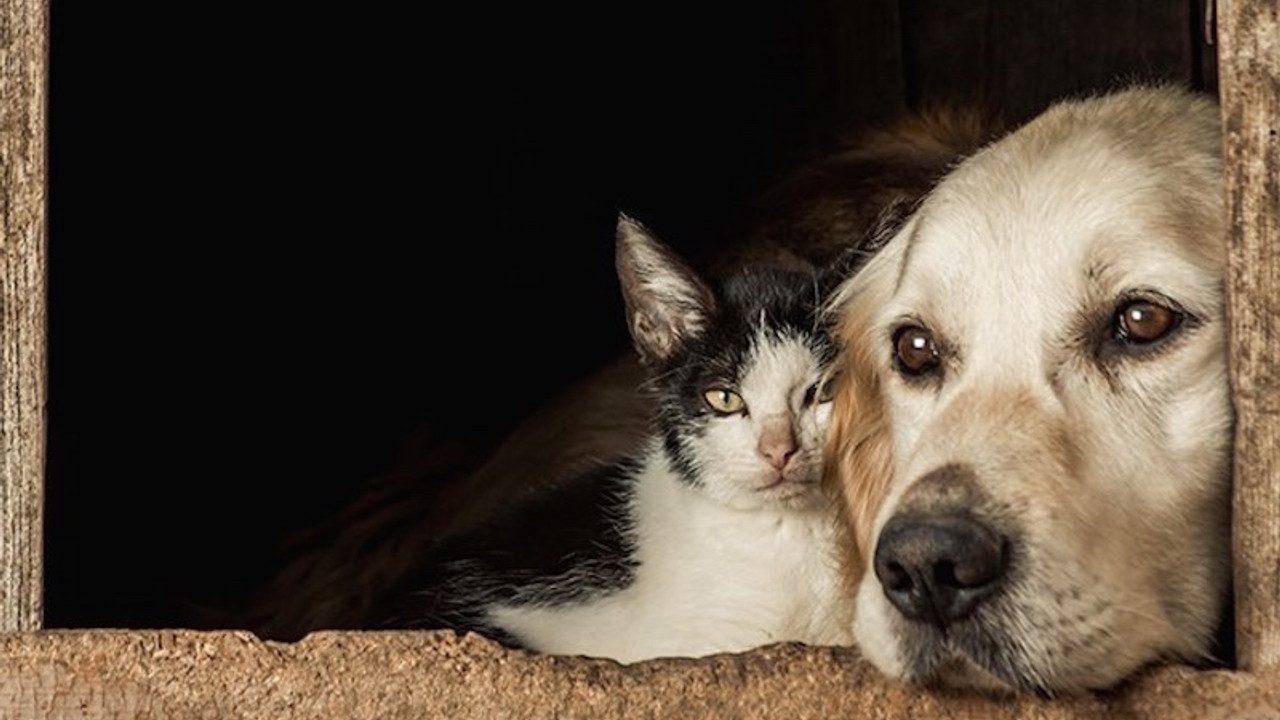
[1,630,1277,719]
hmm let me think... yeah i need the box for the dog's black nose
[874,513,1008,627]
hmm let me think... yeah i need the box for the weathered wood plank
[1218,0,1280,672]
[0,630,1277,720]
[0,0,48,632]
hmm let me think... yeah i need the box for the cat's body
[377,215,853,661]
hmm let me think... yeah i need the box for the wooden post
[0,0,48,632]
[1218,0,1280,672]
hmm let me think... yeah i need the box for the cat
[374,213,854,662]
[242,108,995,643]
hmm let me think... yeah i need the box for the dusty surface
[1,629,1278,719]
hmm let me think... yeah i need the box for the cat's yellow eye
[807,372,841,405]
[703,388,746,414]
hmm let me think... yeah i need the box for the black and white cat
[377,213,853,662]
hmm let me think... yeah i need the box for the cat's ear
[615,212,716,366]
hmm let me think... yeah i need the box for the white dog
[825,85,1232,695]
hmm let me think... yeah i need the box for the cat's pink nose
[758,417,798,470]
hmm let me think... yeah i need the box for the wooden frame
[0,0,46,635]
[1219,0,1280,672]
[2,0,1276,716]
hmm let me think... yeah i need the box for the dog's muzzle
[873,465,1011,628]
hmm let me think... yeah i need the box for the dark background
[44,2,1213,628]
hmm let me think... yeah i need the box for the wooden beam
[0,630,1278,719]
[0,0,48,632]
[1218,0,1280,672]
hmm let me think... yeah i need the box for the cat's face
[662,322,836,511]
[616,213,841,512]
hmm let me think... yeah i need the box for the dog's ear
[615,212,717,366]
[866,194,919,256]
[824,327,896,589]
[817,193,921,299]
[823,239,905,590]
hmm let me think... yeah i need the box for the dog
[825,85,1232,696]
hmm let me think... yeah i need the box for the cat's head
[616,212,845,512]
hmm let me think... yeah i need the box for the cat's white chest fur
[486,451,854,663]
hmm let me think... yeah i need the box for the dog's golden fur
[825,85,1232,695]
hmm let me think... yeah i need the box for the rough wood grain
[0,630,1278,720]
[0,0,48,633]
[1219,0,1280,672]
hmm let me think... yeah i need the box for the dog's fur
[825,85,1232,695]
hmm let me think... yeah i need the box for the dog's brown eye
[1116,300,1181,345]
[894,325,940,377]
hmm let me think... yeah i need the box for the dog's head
[825,86,1232,695]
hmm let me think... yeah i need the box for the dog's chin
[871,609,1143,698]
[894,633,1034,697]
[873,615,1025,696]
[919,655,1020,697]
